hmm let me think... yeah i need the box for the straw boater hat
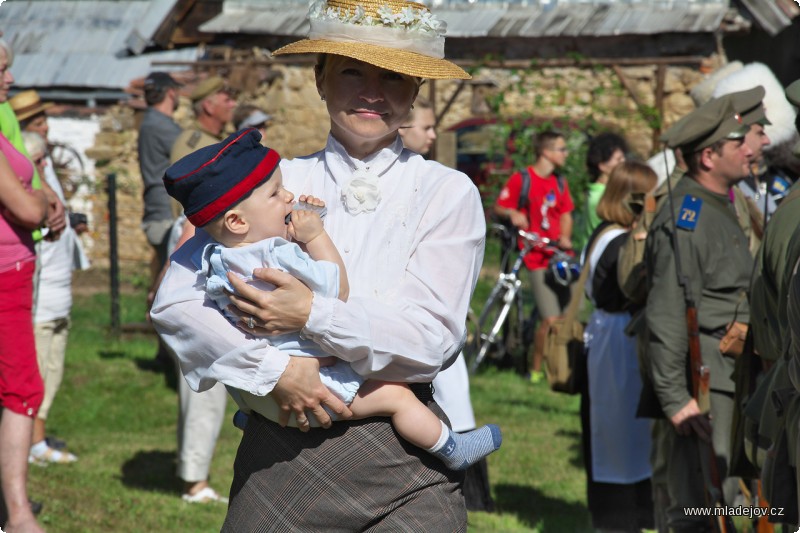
[273,0,470,80]
[9,90,54,122]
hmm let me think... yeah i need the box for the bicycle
[49,141,87,200]
[464,224,578,375]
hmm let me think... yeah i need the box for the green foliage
[482,113,596,213]
[124,270,152,292]
[641,104,663,131]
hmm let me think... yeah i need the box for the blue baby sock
[428,421,502,470]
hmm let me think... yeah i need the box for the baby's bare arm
[289,196,349,301]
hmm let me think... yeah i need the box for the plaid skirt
[223,384,467,532]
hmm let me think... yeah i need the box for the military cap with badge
[718,86,790,200]
[719,86,771,127]
[662,97,749,153]
[661,97,750,231]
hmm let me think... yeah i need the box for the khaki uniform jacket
[645,177,753,418]
[750,181,800,361]
[788,259,800,392]
[170,123,223,164]
[653,170,760,255]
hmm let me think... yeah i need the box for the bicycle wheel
[466,285,515,374]
[49,142,86,199]
[499,289,526,373]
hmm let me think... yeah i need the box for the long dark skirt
[462,459,495,512]
[223,384,467,532]
[580,380,655,531]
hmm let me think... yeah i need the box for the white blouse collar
[324,134,405,216]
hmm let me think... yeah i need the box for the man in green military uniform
[645,97,753,531]
[748,78,800,525]
[170,76,236,163]
[620,87,768,532]
[649,87,768,257]
[751,80,800,364]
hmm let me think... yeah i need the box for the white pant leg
[176,361,227,483]
[432,353,476,433]
[34,317,70,421]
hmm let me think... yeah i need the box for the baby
[163,128,501,470]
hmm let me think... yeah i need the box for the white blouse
[151,135,486,396]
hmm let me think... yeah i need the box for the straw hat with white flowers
[273,0,470,80]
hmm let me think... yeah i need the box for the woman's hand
[271,356,353,430]
[227,267,314,336]
[42,184,66,240]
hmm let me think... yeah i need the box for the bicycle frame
[467,227,551,374]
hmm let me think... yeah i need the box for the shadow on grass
[134,357,179,391]
[99,350,126,359]
[530,402,580,416]
[554,428,584,470]
[494,483,591,531]
[120,450,181,494]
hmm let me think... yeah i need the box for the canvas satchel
[543,306,586,394]
[544,224,620,394]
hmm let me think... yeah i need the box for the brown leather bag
[719,321,749,358]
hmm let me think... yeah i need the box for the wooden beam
[454,56,706,69]
[427,79,438,160]
[612,64,662,142]
[612,64,645,111]
[435,80,467,129]
[153,55,706,69]
[653,64,667,150]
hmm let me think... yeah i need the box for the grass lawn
[27,263,593,532]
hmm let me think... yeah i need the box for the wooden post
[107,173,120,337]
[653,64,667,150]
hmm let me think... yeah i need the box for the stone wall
[86,61,707,265]
[85,107,149,267]
[426,64,703,156]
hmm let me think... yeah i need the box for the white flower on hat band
[341,166,381,215]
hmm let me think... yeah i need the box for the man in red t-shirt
[493,131,574,382]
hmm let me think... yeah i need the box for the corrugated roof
[483,2,727,38]
[200,0,729,38]
[738,0,800,36]
[1,0,196,90]
[201,5,310,35]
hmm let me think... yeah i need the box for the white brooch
[341,166,381,215]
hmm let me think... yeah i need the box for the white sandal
[181,486,228,504]
[29,445,77,464]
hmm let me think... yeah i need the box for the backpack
[495,168,565,270]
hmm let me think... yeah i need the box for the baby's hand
[297,195,326,209]
[288,198,325,244]
[288,211,323,243]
